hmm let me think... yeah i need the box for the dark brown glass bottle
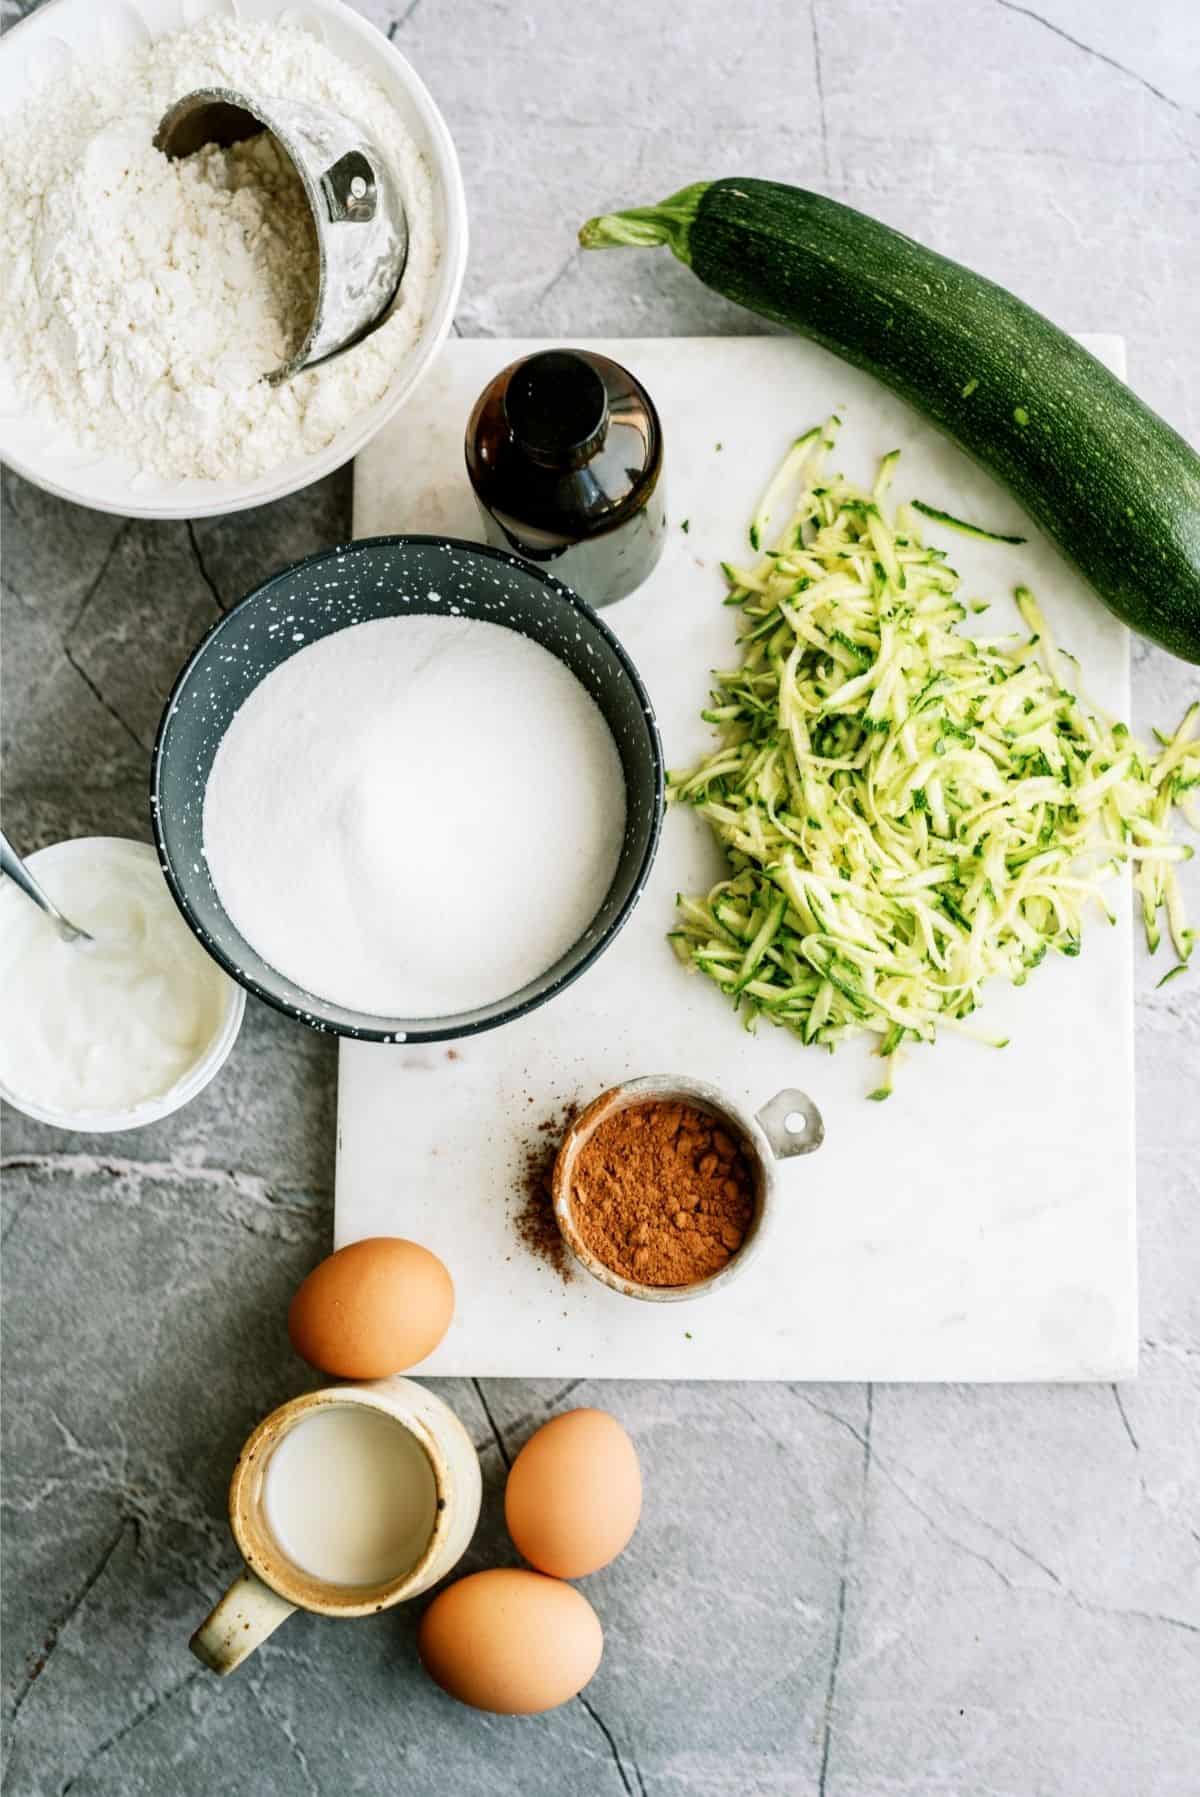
[465,348,666,609]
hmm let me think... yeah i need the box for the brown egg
[288,1237,453,1378]
[418,1569,603,1713]
[505,1408,642,1579]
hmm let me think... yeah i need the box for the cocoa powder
[569,1099,756,1286]
[514,1106,577,1281]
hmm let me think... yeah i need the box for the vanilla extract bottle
[466,347,666,608]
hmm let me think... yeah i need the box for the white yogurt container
[0,836,244,1132]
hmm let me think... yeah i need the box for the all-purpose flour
[0,18,438,482]
[202,617,628,1017]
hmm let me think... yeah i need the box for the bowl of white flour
[150,538,664,1041]
[0,1,466,517]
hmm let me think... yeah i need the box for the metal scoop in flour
[154,87,408,383]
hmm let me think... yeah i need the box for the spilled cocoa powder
[513,1105,577,1282]
[569,1099,755,1286]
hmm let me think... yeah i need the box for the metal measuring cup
[552,1074,825,1303]
[154,86,408,382]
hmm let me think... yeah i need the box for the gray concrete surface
[2,0,1198,1792]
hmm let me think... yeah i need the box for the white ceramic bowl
[0,0,468,519]
[0,837,246,1133]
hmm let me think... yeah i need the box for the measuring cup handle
[755,1089,825,1159]
[190,1568,294,1675]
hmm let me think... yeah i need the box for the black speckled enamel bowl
[151,536,664,1042]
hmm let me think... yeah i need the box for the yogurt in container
[0,837,243,1131]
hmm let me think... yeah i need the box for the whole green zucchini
[579,180,1200,664]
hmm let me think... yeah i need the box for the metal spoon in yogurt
[0,828,93,944]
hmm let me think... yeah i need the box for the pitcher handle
[190,1568,295,1675]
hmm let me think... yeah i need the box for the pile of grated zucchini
[668,422,1199,1097]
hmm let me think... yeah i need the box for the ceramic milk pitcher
[191,1377,481,1674]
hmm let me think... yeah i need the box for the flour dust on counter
[202,614,626,1017]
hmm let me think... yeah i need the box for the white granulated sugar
[0,18,437,482]
[202,616,628,1017]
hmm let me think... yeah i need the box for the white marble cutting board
[337,335,1135,1380]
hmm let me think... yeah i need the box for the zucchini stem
[578,183,710,262]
